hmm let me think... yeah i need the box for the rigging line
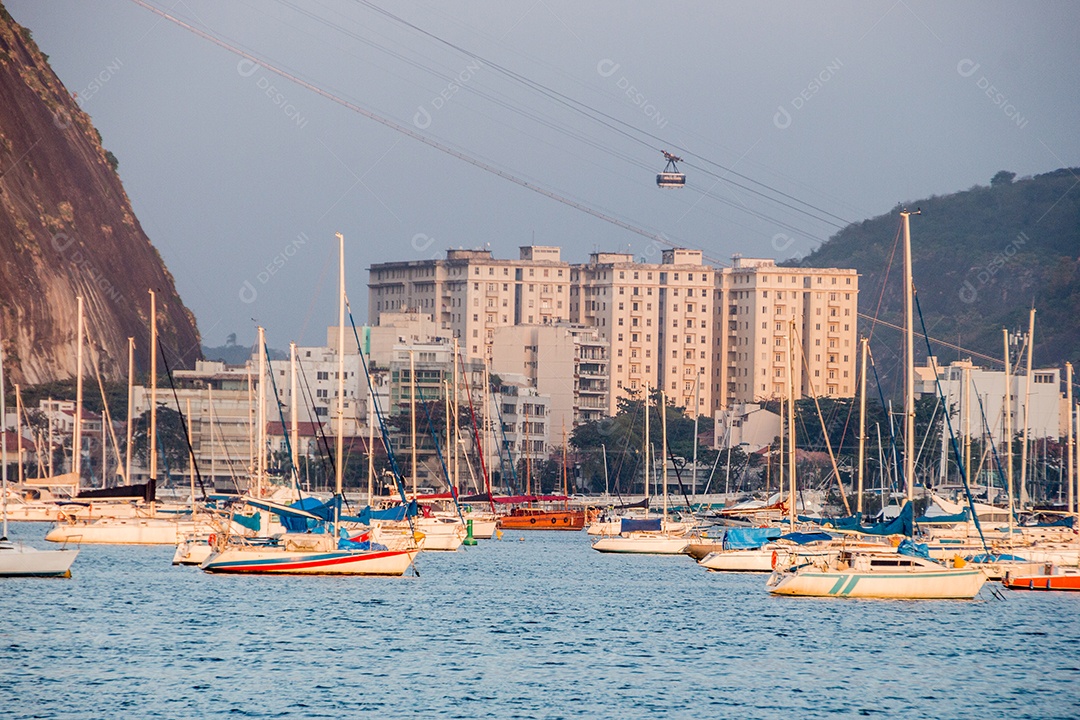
[127,0,704,257]
[261,341,304,497]
[915,290,989,553]
[352,0,854,227]
[295,354,337,488]
[857,313,1005,367]
[157,339,209,501]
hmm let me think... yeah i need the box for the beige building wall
[712,256,858,410]
[570,249,713,416]
[368,246,570,362]
[490,324,610,434]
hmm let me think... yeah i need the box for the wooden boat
[500,507,585,531]
[1004,565,1080,591]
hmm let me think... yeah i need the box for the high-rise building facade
[570,249,714,415]
[712,256,859,410]
[368,246,571,360]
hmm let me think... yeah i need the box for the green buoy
[463,519,478,546]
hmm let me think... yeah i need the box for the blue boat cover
[896,538,931,559]
[861,503,914,536]
[778,531,832,545]
[802,513,863,530]
[966,552,1027,562]
[723,527,783,549]
[337,537,389,551]
[233,513,260,532]
[621,518,662,533]
[916,509,969,524]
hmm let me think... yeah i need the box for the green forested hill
[794,168,1080,382]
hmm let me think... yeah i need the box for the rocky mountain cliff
[0,4,200,385]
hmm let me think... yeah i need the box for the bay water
[1,522,1076,719]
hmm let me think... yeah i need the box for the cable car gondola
[656,150,685,188]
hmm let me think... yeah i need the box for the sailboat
[767,210,986,599]
[200,232,418,575]
[45,291,227,545]
[592,391,692,554]
[0,322,79,577]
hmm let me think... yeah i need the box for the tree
[131,405,189,481]
[990,170,1016,186]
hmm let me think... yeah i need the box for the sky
[8,0,1080,350]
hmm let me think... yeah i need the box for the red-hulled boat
[1004,565,1080,591]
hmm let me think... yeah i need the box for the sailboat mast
[901,210,918,505]
[125,337,135,484]
[660,391,668,525]
[208,384,216,491]
[643,382,650,506]
[963,365,972,495]
[149,290,157,484]
[257,325,267,497]
[187,398,195,516]
[787,318,796,527]
[453,339,459,494]
[444,380,451,494]
[562,421,568,499]
[74,296,84,488]
[857,337,868,515]
[1003,329,1014,535]
[1062,360,1071,511]
[15,383,23,486]
[1019,307,1035,508]
[335,232,346,504]
[1,323,7,539]
[691,379,699,495]
[290,342,299,487]
[409,349,417,496]
[602,442,609,497]
[368,376,376,503]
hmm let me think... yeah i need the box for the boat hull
[1004,567,1080,591]
[501,510,585,531]
[767,568,986,599]
[46,517,218,545]
[591,534,689,555]
[0,542,79,577]
[200,547,418,575]
[699,548,775,572]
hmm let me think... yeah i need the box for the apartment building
[490,323,609,434]
[713,256,859,410]
[570,248,715,416]
[368,246,572,360]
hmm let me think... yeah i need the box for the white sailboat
[767,210,985,600]
[592,390,691,555]
[0,320,79,577]
[200,232,418,575]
